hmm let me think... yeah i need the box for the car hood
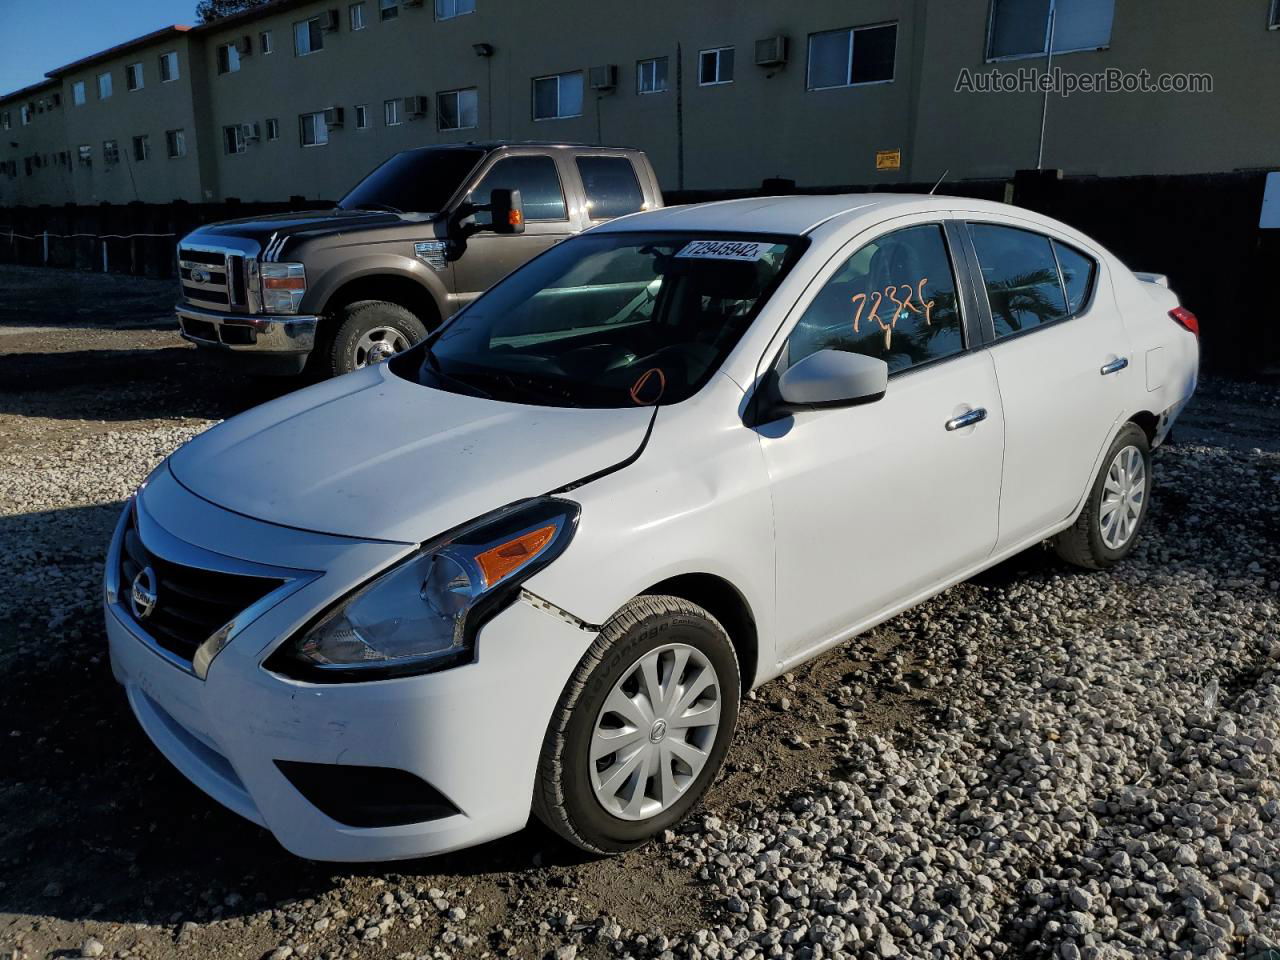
[185,209,425,248]
[168,366,654,543]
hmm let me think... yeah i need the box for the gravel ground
[0,265,1277,960]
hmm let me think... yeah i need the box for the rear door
[571,153,652,223]
[756,216,1005,663]
[452,151,579,302]
[957,218,1131,550]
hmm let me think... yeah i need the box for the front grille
[178,246,249,310]
[119,511,283,665]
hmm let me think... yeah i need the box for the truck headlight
[266,498,580,682]
[260,262,306,314]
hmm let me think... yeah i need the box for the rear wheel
[1053,422,1152,569]
[533,596,740,854]
[328,300,427,377]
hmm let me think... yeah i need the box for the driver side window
[784,224,965,375]
[468,155,567,224]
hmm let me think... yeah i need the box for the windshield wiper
[357,202,404,213]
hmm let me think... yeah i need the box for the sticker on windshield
[675,240,771,262]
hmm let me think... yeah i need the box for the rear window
[1053,240,1097,314]
[969,223,1069,338]
[576,156,645,220]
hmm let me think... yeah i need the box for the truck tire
[1053,422,1152,570]
[329,300,428,377]
[533,596,740,854]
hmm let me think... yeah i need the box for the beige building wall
[0,82,74,207]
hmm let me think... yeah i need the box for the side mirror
[487,188,524,235]
[751,349,887,424]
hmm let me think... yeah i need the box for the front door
[452,153,576,301]
[757,220,1005,662]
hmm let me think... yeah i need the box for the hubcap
[590,643,721,821]
[354,327,410,368]
[1100,444,1146,550]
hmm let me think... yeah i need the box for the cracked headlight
[266,498,579,682]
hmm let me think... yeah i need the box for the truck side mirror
[488,188,524,235]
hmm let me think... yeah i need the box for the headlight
[260,261,306,314]
[266,498,580,682]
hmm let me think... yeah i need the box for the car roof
[594,193,1025,237]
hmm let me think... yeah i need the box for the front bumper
[176,304,319,375]
[105,485,595,861]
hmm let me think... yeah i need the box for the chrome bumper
[175,304,319,355]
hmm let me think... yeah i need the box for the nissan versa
[105,195,1198,860]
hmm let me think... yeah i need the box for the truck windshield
[338,147,486,214]
[391,231,807,409]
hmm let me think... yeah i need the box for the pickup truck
[174,142,663,376]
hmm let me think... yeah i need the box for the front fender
[303,253,450,318]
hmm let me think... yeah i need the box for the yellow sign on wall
[876,149,902,171]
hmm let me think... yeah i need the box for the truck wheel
[329,301,428,377]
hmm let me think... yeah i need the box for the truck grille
[119,511,283,665]
[178,245,250,311]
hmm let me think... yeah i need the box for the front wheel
[1053,422,1152,569]
[533,596,740,854]
[328,300,428,377]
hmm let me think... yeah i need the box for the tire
[533,596,741,855]
[328,300,428,377]
[1053,422,1152,570]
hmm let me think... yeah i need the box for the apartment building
[2,0,1277,208]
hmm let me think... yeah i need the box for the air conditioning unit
[235,34,253,55]
[403,95,428,117]
[321,8,340,31]
[323,106,344,127]
[755,35,789,67]
[239,121,261,141]
[589,64,618,90]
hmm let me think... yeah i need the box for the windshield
[339,147,486,213]
[392,232,807,408]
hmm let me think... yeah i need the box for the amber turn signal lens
[475,523,556,587]
[263,276,306,290]
[508,209,524,226]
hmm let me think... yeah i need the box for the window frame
[97,71,113,100]
[434,0,475,20]
[958,220,1100,347]
[102,139,120,165]
[126,62,145,91]
[353,104,369,129]
[765,219,982,384]
[159,51,179,82]
[806,22,898,91]
[217,42,242,74]
[437,87,478,131]
[532,71,584,121]
[985,0,1115,62]
[383,98,402,126]
[294,17,324,56]
[380,0,399,21]
[165,128,186,159]
[261,30,274,53]
[299,111,329,146]
[698,46,735,86]
[266,117,280,140]
[72,81,86,105]
[350,2,367,30]
[223,124,246,154]
[132,134,150,162]
[636,56,669,94]
[1271,0,1280,28]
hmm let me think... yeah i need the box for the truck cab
[174,142,663,376]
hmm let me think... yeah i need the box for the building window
[0,111,8,130]
[807,23,897,90]
[437,87,478,130]
[126,62,145,91]
[354,103,369,128]
[132,135,150,162]
[97,71,113,99]
[78,145,92,166]
[532,70,584,120]
[1271,0,1280,27]
[300,111,329,145]
[434,0,474,20]
[165,128,186,158]
[636,56,668,94]
[350,2,367,29]
[261,30,273,53]
[380,0,399,21]
[383,98,401,125]
[103,139,120,165]
[266,117,280,139]
[224,125,246,154]
[987,0,1114,59]
[698,46,734,85]
[159,51,179,82]
[295,17,325,55]
[20,104,31,125]
[217,42,242,74]
[72,81,86,105]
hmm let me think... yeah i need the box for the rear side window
[470,155,567,223]
[1053,240,1096,314]
[575,156,645,220]
[969,224,1068,338]
[784,223,965,374]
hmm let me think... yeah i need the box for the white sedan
[104,195,1198,860]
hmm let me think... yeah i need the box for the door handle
[945,407,987,431]
[1100,357,1129,375]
